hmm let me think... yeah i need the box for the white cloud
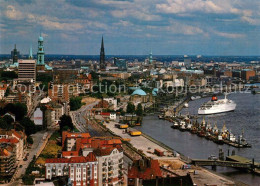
[156,0,227,14]
[241,16,260,25]
[5,5,24,20]
[214,31,245,38]
[111,9,161,21]
[166,20,205,35]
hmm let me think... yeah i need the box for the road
[70,101,100,135]
[4,131,51,186]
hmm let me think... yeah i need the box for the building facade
[18,59,36,82]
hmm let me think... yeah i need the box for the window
[48,170,50,173]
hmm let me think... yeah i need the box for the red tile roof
[100,112,110,116]
[62,151,79,157]
[46,152,97,164]
[12,130,22,139]
[128,159,162,179]
[0,138,19,144]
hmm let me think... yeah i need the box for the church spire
[29,45,33,59]
[100,36,105,70]
[101,35,104,49]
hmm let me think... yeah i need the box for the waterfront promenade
[99,116,236,185]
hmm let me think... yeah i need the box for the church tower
[11,44,19,64]
[149,50,153,64]
[37,34,45,65]
[100,36,105,70]
[29,45,33,59]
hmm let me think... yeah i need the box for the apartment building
[45,153,98,186]
[0,143,17,183]
[48,82,80,102]
[0,129,25,161]
[45,132,124,186]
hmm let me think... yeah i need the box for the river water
[137,92,260,185]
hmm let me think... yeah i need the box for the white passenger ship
[198,94,236,115]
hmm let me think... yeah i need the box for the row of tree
[69,97,83,111]
[0,103,38,136]
[126,102,143,116]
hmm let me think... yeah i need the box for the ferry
[198,94,236,115]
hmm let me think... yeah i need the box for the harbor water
[137,93,260,185]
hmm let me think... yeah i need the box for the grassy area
[36,131,62,165]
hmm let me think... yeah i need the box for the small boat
[214,135,224,145]
[252,88,260,94]
[197,130,206,137]
[184,103,189,108]
[158,115,164,119]
[186,123,192,131]
[191,96,201,100]
[171,121,179,129]
[179,121,186,131]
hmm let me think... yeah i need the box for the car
[208,155,218,160]
[23,158,27,161]
[19,165,23,168]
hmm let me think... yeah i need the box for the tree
[0,71,18,80]
[90,71,99,80]
[3,115,14,124]
[3,103,27,121]
[70,97,82,111]
[0,118,10,130]
[4,87,10,97]
[27,136,34,144]
[126,102,135,114]
[135,103,143,116]
[59,115,74,133]
[14,103,27,121]
[20,117,37,136]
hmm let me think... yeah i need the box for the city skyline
[0,0,259,55]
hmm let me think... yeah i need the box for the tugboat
[205,121,212,132]
[197,130,206,137]
[214,134,224,145]
[228,130,236,142]
[237,130,252,148]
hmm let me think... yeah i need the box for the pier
[192,155,260,173]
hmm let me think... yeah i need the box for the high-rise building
[184,56,192,67]
[114,58,127,70]
[18,59,36,82]
[37,34,45,65]
[241,69,256,81]
[11,44,20,64]
[100,36,105,70]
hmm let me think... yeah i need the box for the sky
[0,0,259,55]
